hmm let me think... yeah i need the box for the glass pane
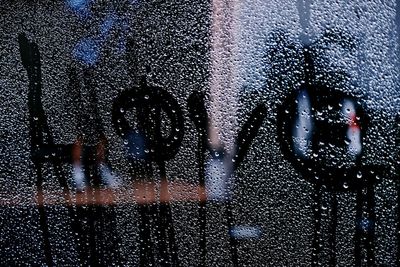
[1,0,399,266]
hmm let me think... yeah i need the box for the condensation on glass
[1,0,400,266]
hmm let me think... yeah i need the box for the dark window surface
[1,1,400,266]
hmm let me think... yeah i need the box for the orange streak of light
[0,181,207,207]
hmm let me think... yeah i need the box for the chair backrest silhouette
[18,32,75,266]
[18,33,120,266]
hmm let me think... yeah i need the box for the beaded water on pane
[0,1,399,266]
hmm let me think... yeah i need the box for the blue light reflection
[67,0,137,65]
[67,0,91,17]
[73,37,99,66]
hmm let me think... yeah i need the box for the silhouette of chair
[18,33,120,266]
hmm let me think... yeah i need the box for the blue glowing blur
[67,0,91,18]
[229,225,262,240]
[67,0,88,11]
[68,0,137,65]
[127,131,147,160]
[360,218,374,232]
[100,15,116,37]
[73,38,99,66]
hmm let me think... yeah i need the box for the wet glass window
[1,0,400,266]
